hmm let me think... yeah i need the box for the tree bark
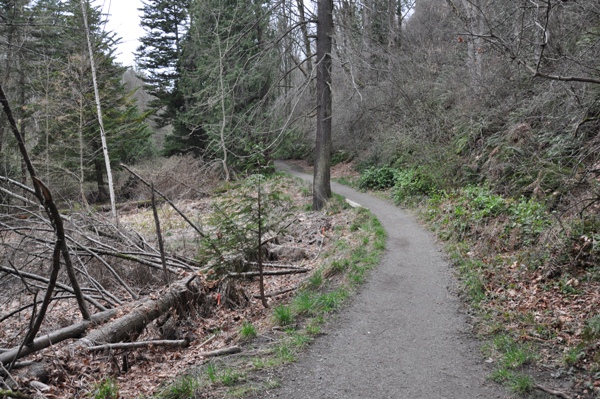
[313,0,333,211]
[81,0,118,225]
[0,310,117,366]
[81,276,199,345]
[1,276,202,366]
[297,0,313,78]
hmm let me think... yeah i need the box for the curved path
[270,161,511,399]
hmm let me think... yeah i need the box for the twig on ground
[199,346,241,358]
[86,340,188,352]
[533,384,573,399]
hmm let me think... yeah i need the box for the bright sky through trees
[94,0,144,66]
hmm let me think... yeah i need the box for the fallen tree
[80,275,201,346]
[0,276,202,366]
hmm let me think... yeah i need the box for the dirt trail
[271,161,511,399]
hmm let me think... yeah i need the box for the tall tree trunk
[81,0,118,224]
[388,0,399,50]
[215,16,231,182]
[461,0,484,87]
[297,0,313,78]
[313,0,333,211]
[363,0,372,47]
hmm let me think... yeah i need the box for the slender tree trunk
[313,0,333,211]
[216,16,231,182]
[388,0,399,50]
[363,0,372,47]
[462,0,484,86]
[80,0,118,225]
[297,0,313,78]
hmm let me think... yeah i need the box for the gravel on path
[270,161,511,399]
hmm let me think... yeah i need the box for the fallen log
[86,339,188,352]
[80,276,199,346]
[0,309,117,366]
[1,276,201,366]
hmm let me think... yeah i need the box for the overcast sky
[94,0,144,67]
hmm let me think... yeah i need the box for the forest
[1,0,600,397]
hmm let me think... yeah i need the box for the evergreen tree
[135,0,189,127]
[167,0,277,174]
[43,0,153,201]
[0,0,153,202]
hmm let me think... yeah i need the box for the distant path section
[270,161,510,399]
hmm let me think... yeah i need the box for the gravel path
[271,161,511,399]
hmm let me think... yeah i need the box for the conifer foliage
[135,0,189,128]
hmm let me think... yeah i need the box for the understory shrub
[358,166,397,191]
[391,168,436,203]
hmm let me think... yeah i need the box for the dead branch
[120,164,224,259]
[0,84,90,342]
[0,266,107,311]
[533,384,573,399]
[199,346,241,358]
[227,268,309,278]
[86,339,188,352]
[247,261,307,270]
[0,295,77,324]
[69,238,138,300]
[252,284,300,298]
[151,183,170,285]
[120,164,205,238]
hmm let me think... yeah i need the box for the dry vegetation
[0,159,382,398]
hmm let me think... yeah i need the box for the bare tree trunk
[363,0,372,47]
[80,0,118,225]
[215,16,231,182]
[461,0,484,87]
[297,0,313,78]
[388,0,400,50]
[151,182,170,285]
[313,0,333,211]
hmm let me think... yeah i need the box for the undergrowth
[356,166,600,396]
[144,181,386,398]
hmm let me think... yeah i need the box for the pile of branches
[0,85,216,398]
[0,84,316,398]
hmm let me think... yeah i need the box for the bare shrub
[118,155,221,201]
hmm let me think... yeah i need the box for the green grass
[307,269,323,289]
[273,304,294,326]
[90,377,118,399]
[239,321,257,340]
[483,335,536,394]
[293,290,318,315]
[187,190,386,398]
[153,375,199,399]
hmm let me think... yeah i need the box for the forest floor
[1,160,583,398]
